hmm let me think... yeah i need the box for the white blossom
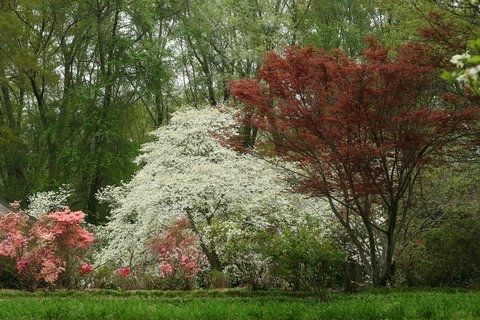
[450,52,470,68]
[466,65,480,80]
[26,185,73,218]
[95,106,328,267]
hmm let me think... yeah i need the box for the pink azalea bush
[116,266,132,278]
[80,262,93,275]
[0,204,94,289]
[0,212,28,259]
[110,266,137,290]
[148,217,206,289]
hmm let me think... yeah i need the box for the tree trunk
[380,204,398,285]
[29,75,57,181]
[203,248,223,271]
[185,210,223,271]
[362,216,380,285]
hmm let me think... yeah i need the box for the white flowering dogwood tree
[96,106,326,271]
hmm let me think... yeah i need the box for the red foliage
[231,41,476,200]
[417,10,480,107]
[418,12,469,55]
[230,41,478,284]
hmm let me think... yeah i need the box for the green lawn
[0,289,478,319]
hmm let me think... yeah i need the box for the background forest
[1,0,480,293]
[0,0,441,222]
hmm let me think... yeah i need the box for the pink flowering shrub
[111,266,137,290]
[0,210,29,287]
[80,263,93,275]
[0,204,94,290]
[148,217,207,289]
[0,212,28,259]
[116,266,132,278]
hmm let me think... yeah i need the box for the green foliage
[400,218,480,288]
[0,257,19,289]
[220,231,273,290]
[88,265,118,290]
[0,0,427,224]
[444,39,480,94]
[206,270,231,289]
[298,0,383,55]
[0,0,172,222]
[265,221,346,292]
[0,291,480,319]
[220,217,345,292]
[398,164,480,287]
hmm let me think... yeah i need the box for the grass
[0,289,478,319]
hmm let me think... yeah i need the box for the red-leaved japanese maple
[230,39,478,285]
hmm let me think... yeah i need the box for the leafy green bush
[222,232,274,290]
[0,257,20,288]
[206,270,230,289]
[265,220,346,292]
[397,164,480,288]
[399,218,480,287]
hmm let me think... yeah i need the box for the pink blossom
[184,261,197,271]
[0,205,94,286]
[0,213,28,258]
[148,217,206,282]
[48,209,85,223]
[16,259,28,273]
[80,263,93,275]
[181,255,190,266]
[76,229,94,248]
[33,209,94,249]
[40,256,65,284]
[159,262,174,276]
[116,266,132,278]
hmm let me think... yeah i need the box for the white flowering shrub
[26,185,73,218]
[96,106,328,275]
